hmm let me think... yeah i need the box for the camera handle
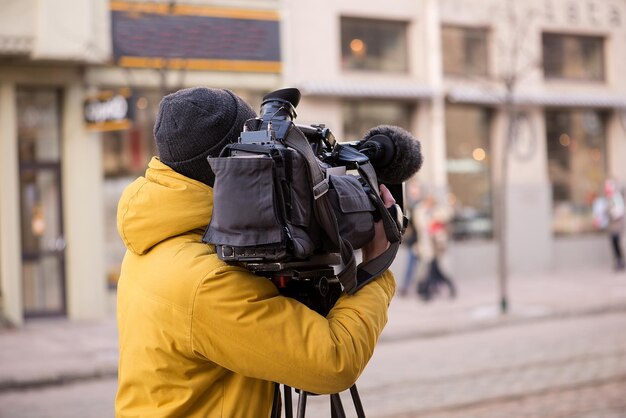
[271,383,366,418]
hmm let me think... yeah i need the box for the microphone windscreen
[363,125,423,184]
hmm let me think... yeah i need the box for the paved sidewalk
[0,264,625,392]
[382,263,626,342]
[0,317,118,391]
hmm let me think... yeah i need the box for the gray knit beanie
[154,87,257,186]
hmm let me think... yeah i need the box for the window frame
[444,103,495,241]
[339,15,410,74]
[341,99,414,143]
[544,107,609,236]
[541,32,606,82]
[441,24,491,79]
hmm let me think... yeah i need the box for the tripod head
[247,256,342,316]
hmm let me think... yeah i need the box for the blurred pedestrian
[593,178,625,271]
[400,209,419,296]
[415,194,456,301]
[399,181,421,296]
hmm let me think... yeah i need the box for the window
[17,88,66,317]
[546,109,607,234]
[441,26,489,77]
[445,104,493,239]
[342,101,412,141]
[341,17,408,72]
[542,33,604,81]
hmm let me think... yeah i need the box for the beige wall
[33,0,111,62]
[0,81,23,325]
[62,81,107,320]
[0,0,110,63]
[0,0,36,54]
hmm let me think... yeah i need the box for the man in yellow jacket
[115,87,396,417]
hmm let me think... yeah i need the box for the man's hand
[361,184,395,263]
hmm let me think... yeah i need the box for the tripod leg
[270,383,281,418]
[284,385,293,418]
[349,384,366,418]
[330,393,346,418]
[296,391,308,418]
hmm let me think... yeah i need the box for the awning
[298,81,435,100]
[447,87,626,108]
[519,92,626,108]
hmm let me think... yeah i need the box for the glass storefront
[342,100,412,141]
[445,104,493,240]
[17,88,66,317]
[546,109,608,234]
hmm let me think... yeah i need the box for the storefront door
[17,88,66,317]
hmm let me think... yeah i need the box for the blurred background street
[2,0,626,416]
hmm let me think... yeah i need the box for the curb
[379,303,626,342]
[0,369,118,393]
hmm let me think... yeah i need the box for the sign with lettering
[544,0,623,28]
[84,89,133,132]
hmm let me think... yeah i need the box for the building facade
[1,0,625,324]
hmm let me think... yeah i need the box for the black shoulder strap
[284,125,358,292]
[284,125,402,294]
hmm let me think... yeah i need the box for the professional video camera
[203,87,422,308]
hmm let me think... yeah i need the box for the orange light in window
[136,97,148,110]
[350,38,366,56]
[31,205,45,237]
[472,147,486,161]
[591,149,602,162]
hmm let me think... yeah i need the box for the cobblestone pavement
[391,378,626,418]
[302,311,626,417]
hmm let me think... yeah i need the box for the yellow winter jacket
[115,157,395,417]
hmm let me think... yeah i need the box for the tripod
[249,262,368,418]
[271,383,366,418]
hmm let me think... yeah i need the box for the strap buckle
[312,178,329,199]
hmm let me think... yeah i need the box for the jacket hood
[117,157,214,255]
